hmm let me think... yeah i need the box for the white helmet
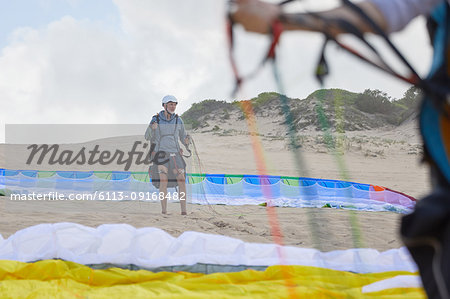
[162,95,178,106]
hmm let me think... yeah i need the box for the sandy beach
[0,199,402,252]
[0,113,430,253]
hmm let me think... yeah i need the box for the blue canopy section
[0,170,379,185]
[111,171,131,181]
[4,169,20,176]
[0,169,416,213]
[20,170,38,178]
[206,174,225,184]
[0,169,387,193]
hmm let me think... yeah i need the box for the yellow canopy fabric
[0,260,425,298]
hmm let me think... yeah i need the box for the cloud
[0,0,234,144]
[233,16,432,101]
[112,0,232,106]
[0,0,434,143]
[0,17,138,125]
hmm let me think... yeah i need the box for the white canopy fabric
[0,222,417,274]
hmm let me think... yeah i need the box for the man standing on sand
[145,95,190,215]
[232,0,450,297]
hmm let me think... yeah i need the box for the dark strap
[155,113,161,152]
[174,114,179,135]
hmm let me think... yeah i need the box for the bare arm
[232,0,388,36]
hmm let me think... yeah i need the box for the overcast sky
[0,0,433,141]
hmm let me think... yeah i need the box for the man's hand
[231,0,281,34]
[184,136,191,145]
[151,122,158,130]
[231,0,388,36]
